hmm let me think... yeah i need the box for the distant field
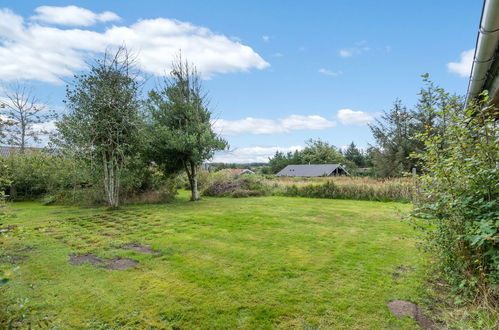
[1,192,425,328]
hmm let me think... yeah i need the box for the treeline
[0,47,227,207]
[264,75,463,178]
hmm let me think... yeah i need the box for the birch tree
[146,54,227,201]
[57,47,142,208]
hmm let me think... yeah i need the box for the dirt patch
[105,258,138,270]
[69,254,106,265]
[387,300,435,329]
[121,243,159,254]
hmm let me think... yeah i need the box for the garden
[0,46,497,328]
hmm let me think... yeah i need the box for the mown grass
[1,192,426,328]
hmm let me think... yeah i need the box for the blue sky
[0,1,480,162]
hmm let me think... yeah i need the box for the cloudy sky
[0,1,480,162]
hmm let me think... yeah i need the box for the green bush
[0,151,91,200]
[47,187,105,206]
[412,93,498,302]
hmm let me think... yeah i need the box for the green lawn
[1,193,425,328]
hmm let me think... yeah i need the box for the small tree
[369,99,416,177]
[344,142,365,167]
[147,55,227,201]
[413,90,498,301]
[1,83,53,152]
[300,139,346,165]
[57,47,143,208]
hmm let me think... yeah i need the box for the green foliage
[343,142,369,167]
[0,151,90,200]
[369,76,463,178]
[0,187,13,285]
[146,54,227,200]
[412,85,498,301]
[47,187,105,206]
[369,100,417,177]
[57,47,143,207]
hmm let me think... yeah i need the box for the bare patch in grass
[387,300,435,329]
[69,254,106,265]
[106,258,138,270]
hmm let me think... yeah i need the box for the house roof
[276,164,347,177]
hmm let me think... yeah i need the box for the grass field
[1,192,426,328]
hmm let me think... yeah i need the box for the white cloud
[339,49,352,58]
[32,5,120,26]
[212,114,336,136]
[0,7,269,83]
[447,49,474,77]
[318,68,342,77]
[212,145,304,163]
[262,35,270,41]
[337,109,375,125]
[273,52,284,57]
[31,119,57,133]
[339,41,370,58]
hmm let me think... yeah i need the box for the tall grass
[202,173,413,202]
[268,177,413,202]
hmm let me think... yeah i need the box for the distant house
[228,169,255,176]
[276,164,349,177]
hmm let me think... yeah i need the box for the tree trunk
[186,161,199,201]
[102,151,120,208]
[191,167,199,201]
[9,185,16,199]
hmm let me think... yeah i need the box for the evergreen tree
[369,100,416,177]
[146,54,227,201]
[344,142,365,167]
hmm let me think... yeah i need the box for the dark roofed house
[276,164,349,177]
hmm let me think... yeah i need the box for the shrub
[412,95,498,303]
[46,187,105,206]
[0,151,91,200]
[203,171,266,197]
